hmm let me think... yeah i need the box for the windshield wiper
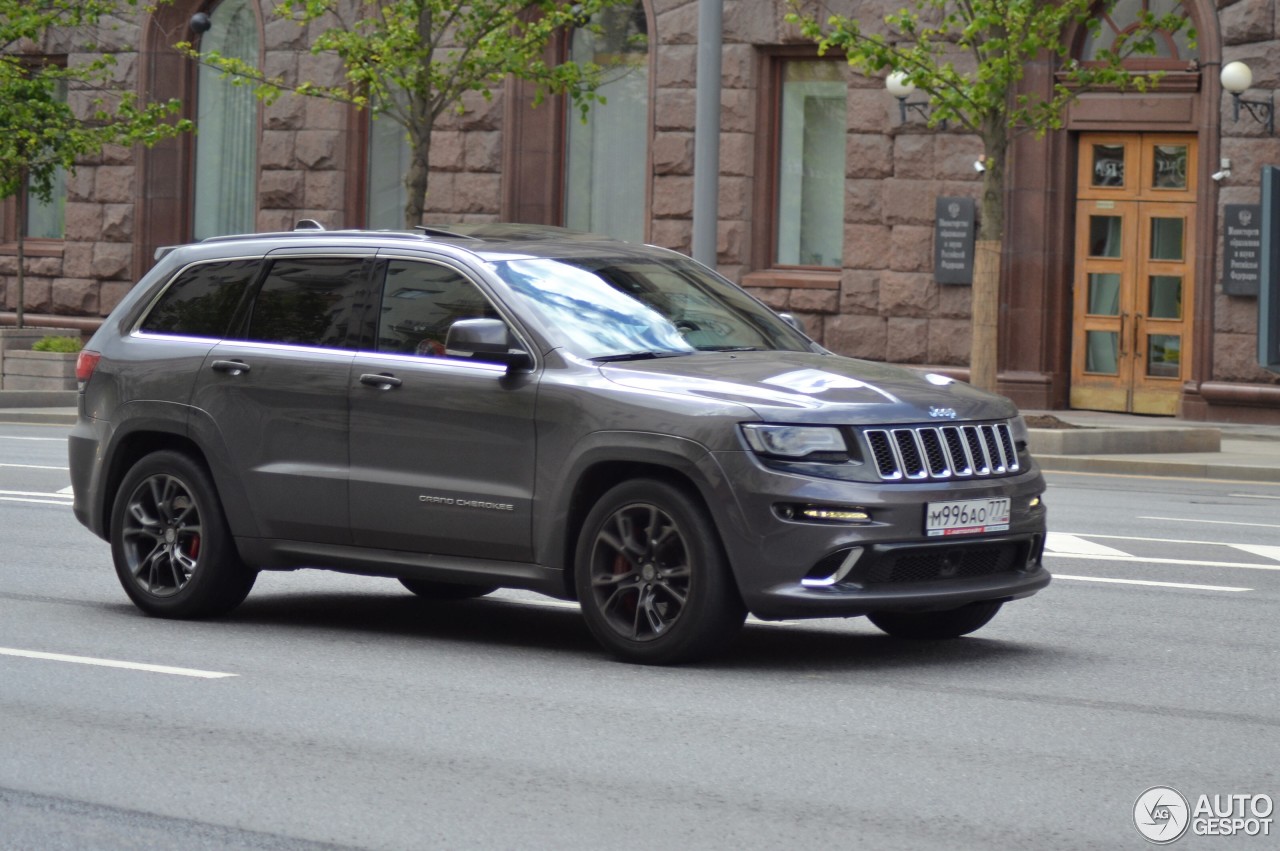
[592,350,694,363]
[696,345,763,352]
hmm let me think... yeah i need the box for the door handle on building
[1119,313,1128,357]
[1134,313,1143,359]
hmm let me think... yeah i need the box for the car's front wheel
[574,479,746,665]
[868,600,1003,639]
[110,450,256,619]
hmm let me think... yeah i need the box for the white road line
[1053,575,1252,592]
[1230,494,1280,500]
[57,486,74,495]
[0,463,70,471]
[1139,516,1280,530]
[0,436,65,442]
[1057,531,1280,549]
[0,647,237,679]
[0,497,74,506]
[1230,544,1280,564]
[1045,533,1131,558]
[1048,552,1280,572]
[0,490,74,499]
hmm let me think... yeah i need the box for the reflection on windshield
[494,256,810,360]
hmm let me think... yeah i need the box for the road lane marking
[1045,533,1130,557]
[0,436,65,442]
[57,486,73,495]
[1230,544,1280,563]
[1048,552,1280,572]
[0,497,73,506]
[0,647,236,679]
[0,490,73,499]
[1230,493,1280,500]
[0,463,69,471]
[1053,575,1252,592]
[1139,516,1280,530]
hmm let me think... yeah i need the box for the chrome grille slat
[860,421,1020,482]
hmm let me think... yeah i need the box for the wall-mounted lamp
[886,71,944,128]
[1220,61,1274,135]
[190,11,212,34]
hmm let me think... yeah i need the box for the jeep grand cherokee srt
[69,223,1049,664]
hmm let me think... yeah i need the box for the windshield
[493,254,812,360]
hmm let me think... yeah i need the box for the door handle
[211,360,250,375]
[1134,313,1143,359]
[1119,313,1128,357]
[359,372,402,390]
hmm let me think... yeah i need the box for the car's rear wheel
[575,479,746,665]
[868,600,1003,639]
[398,578,498,600]
[110,450,256,619]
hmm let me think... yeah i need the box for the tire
[868,600,1003,639]
[399,578,498,600]
[110,450,256,619]
[574,479,746,665]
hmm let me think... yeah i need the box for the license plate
[925,497,1011,537]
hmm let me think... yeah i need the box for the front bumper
[705,450,1050,620]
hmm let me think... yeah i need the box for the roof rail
[414,225,479,240]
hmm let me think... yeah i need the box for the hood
[599,351,1018,425]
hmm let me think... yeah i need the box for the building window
[192,0,259,239]
[0,64,67,244]
[1079,0,1196,68]
[367,113,411,230]
[774,60,846,269]
[563,2,649,241]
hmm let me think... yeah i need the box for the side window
[246,257,368,348]
[139,258,260,338]
[375,260,501,357]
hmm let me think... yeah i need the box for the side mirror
[778,312,806,335]
[445,318,533,370]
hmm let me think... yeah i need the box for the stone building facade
[2,0,1279,422]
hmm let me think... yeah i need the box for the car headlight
[741,424,849,461]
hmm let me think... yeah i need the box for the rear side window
[139,258,260,338]
[245,257,369,349]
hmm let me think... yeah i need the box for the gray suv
[70,224,1049,664]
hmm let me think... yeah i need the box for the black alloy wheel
[111,451,256,619]
[575,479,745,665]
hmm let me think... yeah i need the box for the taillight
[75,350,102,383]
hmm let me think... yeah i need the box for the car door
[189,252,373,544]
[348,255,537,562]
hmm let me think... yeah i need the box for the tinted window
[246,257,368,348]
[374,260,501,357]
[140,258,259,338]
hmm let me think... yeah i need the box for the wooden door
[1071,134,1197,415]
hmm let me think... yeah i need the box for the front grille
[857,542,1024,585]
[862,422,1019,481]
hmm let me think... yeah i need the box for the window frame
[745,48,847,291]
[0,54,69,258]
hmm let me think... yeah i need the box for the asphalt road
[1,423,1277,850]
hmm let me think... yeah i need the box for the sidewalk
[1022,409,1280,484]
[1,391,1279,483]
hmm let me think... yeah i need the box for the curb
[1036,454,1280,484]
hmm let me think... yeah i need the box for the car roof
[158,223,671,266]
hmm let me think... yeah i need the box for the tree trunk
[15,166,26,329]
[969,128,1008,393]
[403,130,431,229]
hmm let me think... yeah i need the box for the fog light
[1030,496,1042,508]
[800,506,870,523]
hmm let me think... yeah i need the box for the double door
[1071,133,1197,415]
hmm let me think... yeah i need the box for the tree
[789,0,1191,392]
[186,0,640,229]
[0,0,191,328]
